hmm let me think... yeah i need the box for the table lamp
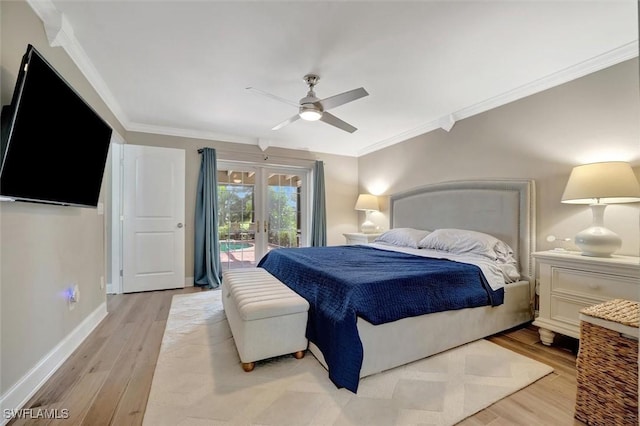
[561,161,640,257]
[354,194,379,234]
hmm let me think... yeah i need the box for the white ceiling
[38,1,638,157]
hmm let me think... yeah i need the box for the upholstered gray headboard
[390,179,536,281]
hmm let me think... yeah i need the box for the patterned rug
[143,290,553,426]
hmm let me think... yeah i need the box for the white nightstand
[532,250,640,346]
[343,232,382,245]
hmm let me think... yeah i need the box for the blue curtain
[311,160,327,246]
[194,148,222,288]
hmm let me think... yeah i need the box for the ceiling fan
[247,74,369,133]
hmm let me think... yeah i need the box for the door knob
[177,223,184,228]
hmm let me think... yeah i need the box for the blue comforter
[257,245,503,392]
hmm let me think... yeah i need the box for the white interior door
[122,144,185,292]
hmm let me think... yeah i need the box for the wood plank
[154,290,176,321]
[81,292,166,425]
[457,407,498,425]
[487,334,578,379]
[79,321,138,425]
[121,292,149,324]
[110,321,167,425]
[24,334,109,409]
[93,293,138,338]
[47,371,108,426]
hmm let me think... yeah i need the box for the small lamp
[561,161,640,257]
[354,194,379,234]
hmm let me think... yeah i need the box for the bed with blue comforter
[257,244,504,393]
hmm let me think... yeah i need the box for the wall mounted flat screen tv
[0,44,113,208]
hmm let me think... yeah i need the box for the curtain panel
[194,148,222,288]
[311,160,327,247]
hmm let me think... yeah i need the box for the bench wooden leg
[242,362,255,372]
[293,350,305,359]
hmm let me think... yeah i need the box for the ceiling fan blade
[246,87,299,107]
[272,114,300,130]
[319,87,368,111]
[319,112,357,133]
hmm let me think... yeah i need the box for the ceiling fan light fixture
[251,74,368,132]
[299,106,323,121]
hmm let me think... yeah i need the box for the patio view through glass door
[218,163,308,271]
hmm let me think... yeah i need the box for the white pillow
[374,228,432,249]
[418,228,515,263]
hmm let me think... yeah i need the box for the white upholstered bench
[221,268,310,372]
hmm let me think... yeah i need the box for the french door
[217,162,309,270]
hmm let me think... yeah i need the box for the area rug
[143,290,553,426]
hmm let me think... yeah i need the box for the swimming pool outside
[220,241,253,252]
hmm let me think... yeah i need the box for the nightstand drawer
[550,266,638,301]
[550,294,600,328]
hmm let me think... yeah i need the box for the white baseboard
[106,282,116,294]
[0,302,108,425]
[185,276,194,287]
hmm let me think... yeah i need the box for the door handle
[177,223,184,228]
[256,220,260,233]
[264,221,268,233]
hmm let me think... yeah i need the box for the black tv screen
[0,44,112,208]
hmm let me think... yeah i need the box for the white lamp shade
[561,161,640,204]
[354,194,379,211]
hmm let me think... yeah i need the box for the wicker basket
[575,299,639,426]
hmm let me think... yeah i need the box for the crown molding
[453,41,639,123]
[110,129,126,145]
[126,122,259,146]
[126,123,361,157]
[357,119,444,157]
[26,0,130,130]
[358,41,639,157]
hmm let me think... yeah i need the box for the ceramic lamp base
[575,204,621,257]
[575,226,621,257]
[360,219,377,234]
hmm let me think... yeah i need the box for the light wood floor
[11,288,585,425]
